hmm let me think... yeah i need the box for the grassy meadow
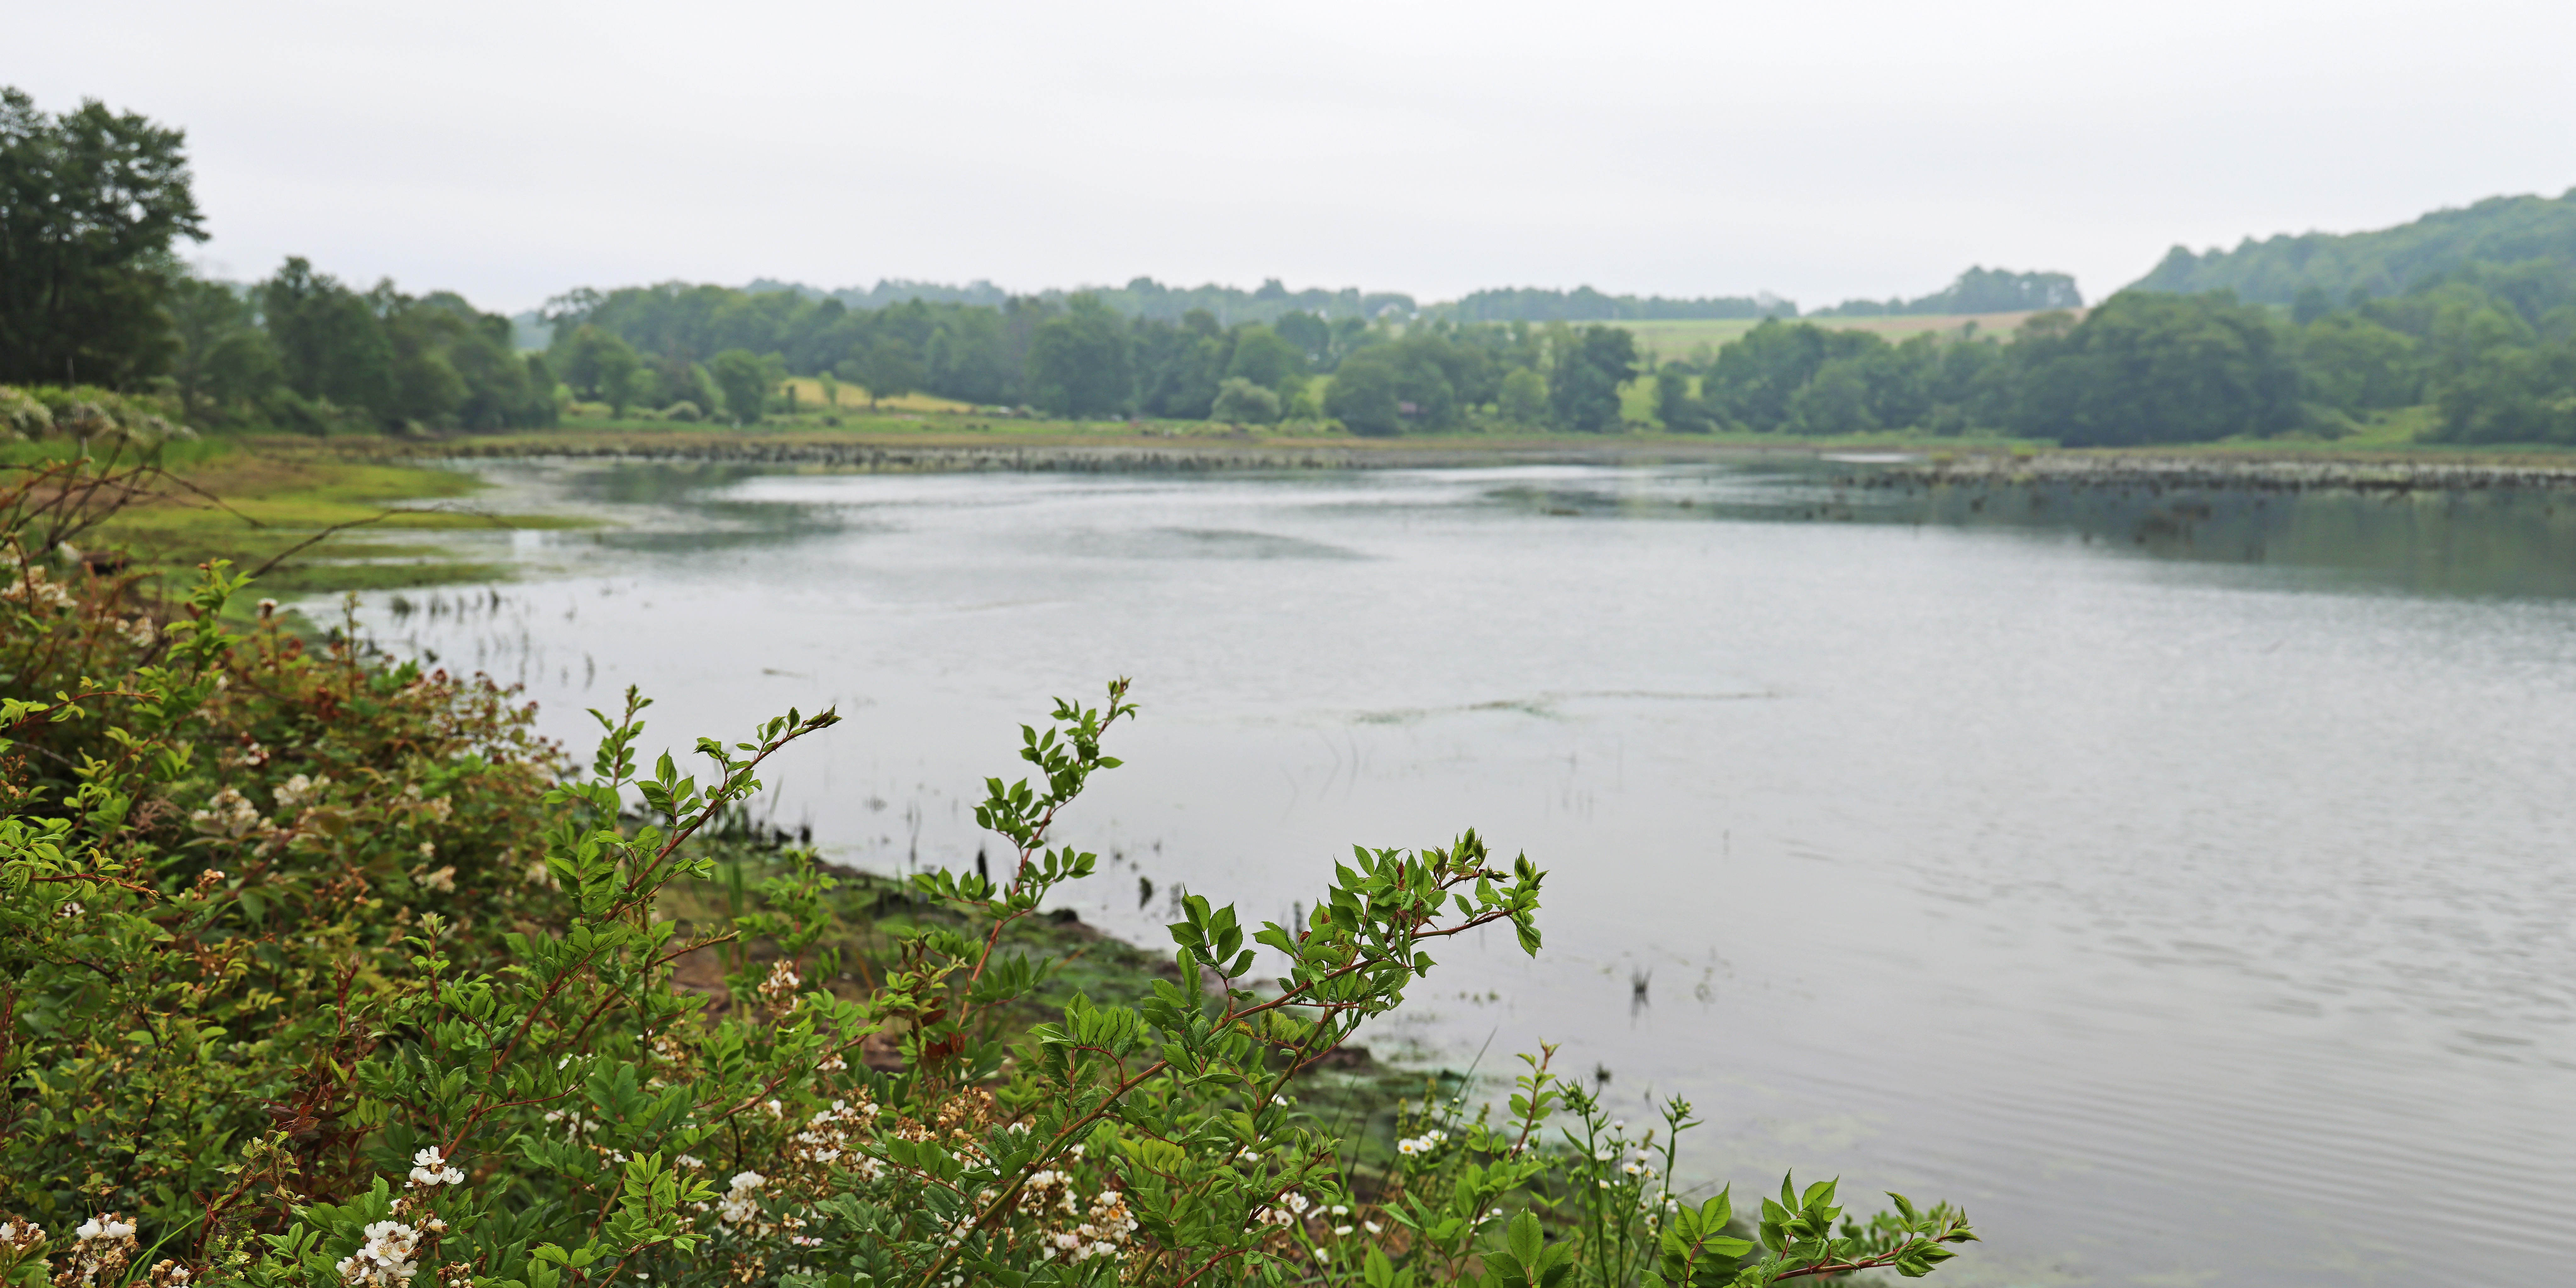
[1618,311,2068,362]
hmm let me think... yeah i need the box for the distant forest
[8,84,2576,447]
[1809,267,2084,318]
[2134,190,2576,304]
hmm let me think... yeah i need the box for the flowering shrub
[2,453,1975,1287]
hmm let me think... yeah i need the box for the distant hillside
[745,276,1413,325]
[2130,189,2576,303]
[1424,286,1798,323]
[1811,267,2082,318]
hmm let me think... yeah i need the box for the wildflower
[408,1146,465,1187]
[257,598,279,618]
[1364,1220,1382,1234]
[58,901,83,919]
[274,774,329,811]
[419,866,456,893]
[124,616,157,646]
[0,567,74,611]
[718,1171,765,1225]
[63,1213,140,1287]
[758,960,802,1010]
[335,1219,422,1287]
[191,788,268,841]
[417,841,436,860]
[1334,1225,1354,1236]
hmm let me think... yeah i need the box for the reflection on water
[358,459,2576,1287]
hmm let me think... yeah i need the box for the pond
[347,457,2576,1287]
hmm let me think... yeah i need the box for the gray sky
[19,0,2574,313]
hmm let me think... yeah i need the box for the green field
[1618,311,2066,362]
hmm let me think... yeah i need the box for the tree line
[8,83,2576,446]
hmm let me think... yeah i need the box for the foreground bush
[2,455,1973,1286]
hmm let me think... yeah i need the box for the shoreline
[338,430,2576,491]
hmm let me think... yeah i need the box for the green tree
[260,257,394,418]
[1653,363,1709,432]
[2012,291,2301,445]
[2300,313,2421,410]
[1323,351,1405,436]
[558,324,645,416]
[1026,295,1130,417]
[0,88,205,387]
[1550,325,1637,432]
[166,277,279,424]
[1223,324,1308,397]
[708,347,783,424]
[1497,367,1549,426]
[854,336,924,408]
[1787,358,1879,434]
[1209,375,1281,425]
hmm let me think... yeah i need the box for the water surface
[353,459,2576,1286]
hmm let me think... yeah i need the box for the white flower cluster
[1036,1188,1136,1264]
[122,615,157,647]
[718,1171,766,1225]
[407,1146,465,1187]
[791,1098,884,1178]
[1252,1191,1311,1227]
[336,1220,421,1287]
[1,567,75,611]
[274,768,332,809]
[190,788,268,841]
[541,1109,602,1136]
[1395,1127,1449,1157]
[75,1215,135,1241]
[59,1212,138,1287]
[757,959,803,1010]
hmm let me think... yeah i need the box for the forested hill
[1426,286,1798,323]
[1810,267,2083,318]
[740,276,1416,325]
[2130,190,2576,304]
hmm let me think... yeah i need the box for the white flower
[336,1219,422,1286]
[407,1145,465,1187]
[419,865,456,893]
[718,1169,767,1225]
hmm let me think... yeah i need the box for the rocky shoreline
[1866,451,2576,493]
[369,433,2576,492]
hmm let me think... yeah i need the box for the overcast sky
[18,0,2574,313]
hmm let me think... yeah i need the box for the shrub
[1210,380,1281,427]
[0,456,1974,1287]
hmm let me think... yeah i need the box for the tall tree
[260,258,394,414]
[1026,296,1130,417]
[1549,325,1637,432]
[2012,291,2301,445]
[707,348,783,425]
[0,87,205,386]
